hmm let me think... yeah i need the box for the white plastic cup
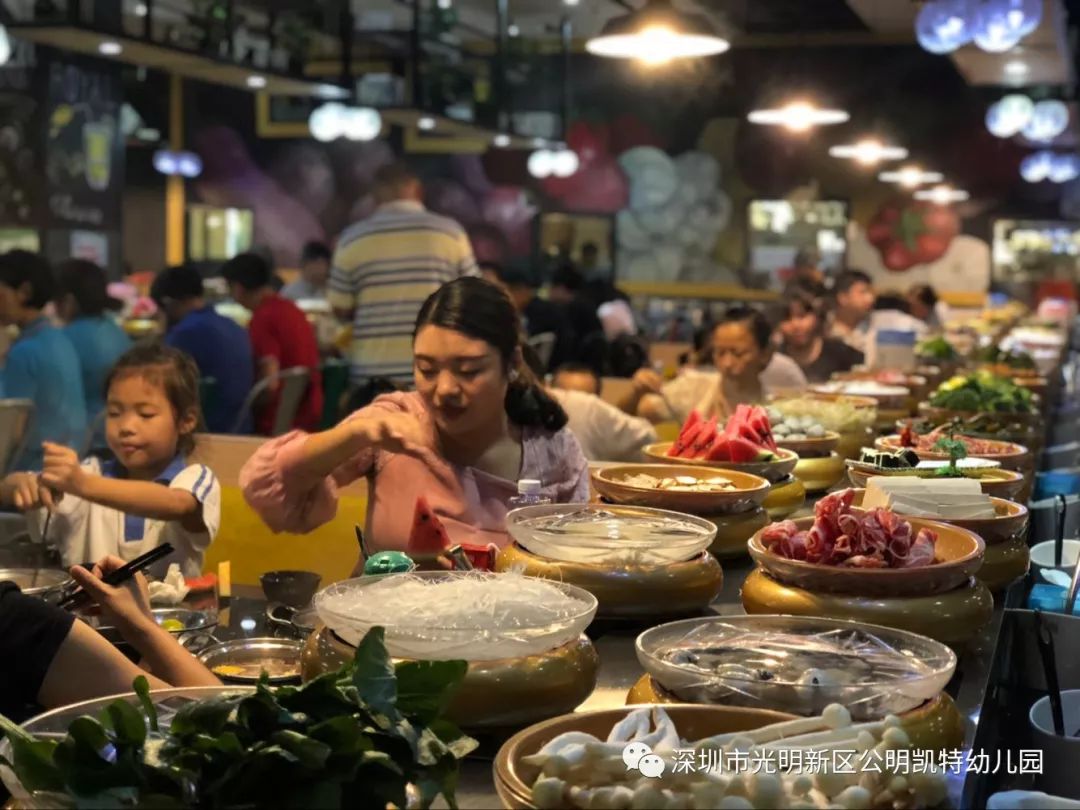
[1029,690,1080,799]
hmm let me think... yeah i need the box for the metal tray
[197,637,303,683]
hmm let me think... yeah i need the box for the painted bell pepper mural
[866,199,960,272]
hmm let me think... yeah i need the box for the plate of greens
[0,628,476,809]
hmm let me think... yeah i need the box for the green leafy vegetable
[0,627,476,808]
[916,336,958,361]
[929,372,1036,414]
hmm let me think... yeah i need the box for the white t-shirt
[549,388,658,462]
[29,455,221,578]
[657,356,809,422]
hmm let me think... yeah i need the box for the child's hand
[5,473,58,511]
[360,412,427,456]
[40,442,86,496]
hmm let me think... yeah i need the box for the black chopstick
[58,543,175,612]
[1035,610,1066,736]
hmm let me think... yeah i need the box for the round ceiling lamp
[828,139,909,166]
[974,0,1042,51]
[914,185,971,204]
[585,0,730,65]
[1021,99,1069,142]
[985,94,1035,138]
[1022,151,1080,183]
[915,0,973,54]
[529,146,580,179]
[915,0,1041,55]
[748,101,849,133]
[0,25,10,67]
[878,165,945,188]
[309,104,382,142]
[309,102,347,142]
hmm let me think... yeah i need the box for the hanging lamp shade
[586,0,730,64]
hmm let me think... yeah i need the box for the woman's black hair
[56,259,119,317]
[779,289,827,334]
[105,344,203,456]
[0,250,54,309]
[716,305,773,351]
[414,277,569,432]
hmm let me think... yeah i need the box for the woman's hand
[5,472,58,511]
[359,412,427,456]
[69,555,154,638]
[41,443,87,497]
[631,368,664,395]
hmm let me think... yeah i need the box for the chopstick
[58,543,174,612]
[1035,610,1066,736]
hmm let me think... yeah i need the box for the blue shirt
[2,318,89,470]
[63,316,132,423]
[165,306,254,434]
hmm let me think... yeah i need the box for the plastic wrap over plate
[313,571,598,661]
[505,503,716,566]
[635,614,955,720]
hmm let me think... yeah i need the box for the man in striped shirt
[329,162,478,387]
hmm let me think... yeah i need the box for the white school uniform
[28,455,221,578]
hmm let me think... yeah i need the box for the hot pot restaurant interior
[2,0,1080,807]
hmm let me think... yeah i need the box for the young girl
[1,344,221,578]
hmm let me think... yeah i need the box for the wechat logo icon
[622,742,666,779]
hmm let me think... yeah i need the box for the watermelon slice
[690,416,718,457]
[670,410,703,456]
[680,409,702,437]
[669,420,705,457]
[407,496,452,554]
[705,432,777,463]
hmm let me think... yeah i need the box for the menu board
[44,58,123,230]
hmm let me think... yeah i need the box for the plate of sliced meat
[748,490,984,597]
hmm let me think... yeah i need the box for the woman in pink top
[240,277,589,571]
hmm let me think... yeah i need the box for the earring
[509,369,520,382]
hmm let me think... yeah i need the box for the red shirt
[248,294,324,435]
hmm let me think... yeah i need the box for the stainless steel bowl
[0,567,70,597]
[197,638,303,683]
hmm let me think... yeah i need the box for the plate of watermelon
[644,405,799,483]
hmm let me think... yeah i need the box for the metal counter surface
[452,556,1007,810]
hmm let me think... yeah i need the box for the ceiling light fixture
[529,147,580,179]
[1004,59,1029,78]
[493,134,512,148]
[748,101,849,133]
[98,41,123,56]
[879,165,944,188]
[1022,99,1069,142]
[508,23,520,37]
[246,75,266,89]
[829,139,909,166]
[418,116,436,131]
[914,185,971,204]
[0,25,10,67]
[134,3,148,16]
[985,93,1034,137]
[586,0,729,65]
[437,0,452,8]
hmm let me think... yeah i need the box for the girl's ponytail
[505,353,568,431]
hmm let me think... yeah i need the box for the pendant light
[879,165,944,188]
[914,186,971,204]
[829,139,909,166]
[586,0,730,66]
[748,100,849,133]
